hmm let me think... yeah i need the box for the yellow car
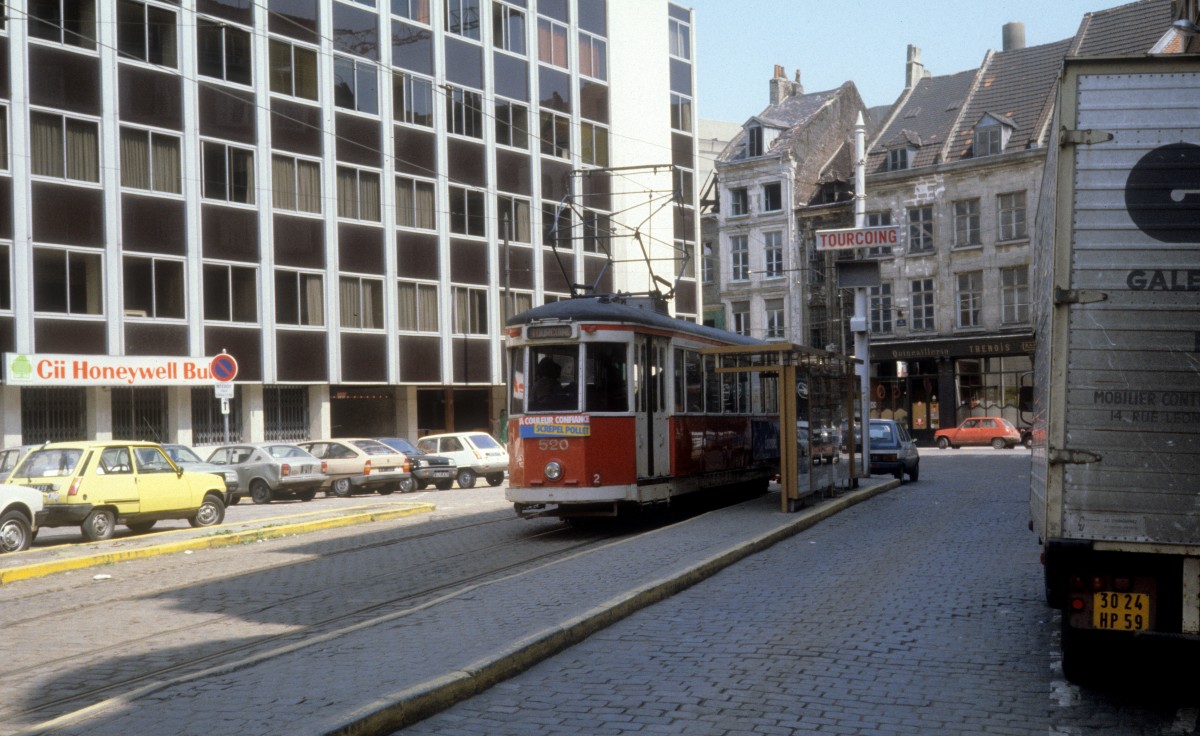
[7,441,227,541]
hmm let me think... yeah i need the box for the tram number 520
[538,439,569,451]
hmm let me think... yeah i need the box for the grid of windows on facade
[14,0,625,327]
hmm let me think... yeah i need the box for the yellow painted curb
[0,503,436,586]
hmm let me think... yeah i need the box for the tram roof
[506,294,764,347]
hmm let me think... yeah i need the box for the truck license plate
[1093,591,1149,631]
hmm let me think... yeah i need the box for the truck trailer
[1031,54,1200,682]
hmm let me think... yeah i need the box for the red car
[934,417,1023,449]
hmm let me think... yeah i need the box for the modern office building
[0,0,699,445]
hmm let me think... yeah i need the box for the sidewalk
[13,476,899,736]
[0,500,436,586]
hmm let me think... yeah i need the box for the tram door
[634,335,671,479]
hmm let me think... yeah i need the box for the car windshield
[468,434,501,449]
[383,438,419,454]
[165,445,203,463]
[267,445,310,459]
[351,440,398,455]
[869,423,895,443]
[16,448,84,477]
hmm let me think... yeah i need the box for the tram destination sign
[815,225,902,252]
[4,353,239,387]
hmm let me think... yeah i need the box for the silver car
[161,444,242,505]
[204,443,327,504]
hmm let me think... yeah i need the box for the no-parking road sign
[211,353,238,382]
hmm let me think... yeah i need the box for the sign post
[212,352,239,445]
[813,112,890,480]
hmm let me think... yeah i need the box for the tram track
[0,512,634,734]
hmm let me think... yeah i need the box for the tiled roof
[944,39,1072,162]
[865,0,1175,175]
[1071,0,1174,56]
[716,85,847,164]
[865,68,977,173]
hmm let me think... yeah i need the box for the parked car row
[0,432,511,553]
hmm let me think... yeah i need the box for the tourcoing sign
[814,225,902,252]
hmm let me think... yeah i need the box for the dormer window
[747,126,763,157]
[973,113,1014,157]
[888,148,911,171]
[883,129,920,172]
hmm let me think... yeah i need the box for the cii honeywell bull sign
[815,225,902,252]
[4,353,238,386]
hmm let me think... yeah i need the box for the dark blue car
[868,419,920,482]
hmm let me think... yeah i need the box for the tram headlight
[544,461,564,481]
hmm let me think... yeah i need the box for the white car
[0,483,45,553]
[416,432,509,489]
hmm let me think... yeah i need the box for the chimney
[793,69,804,95]
[1003,22,1026,51]
[905,45,929,89]
[770,64,794,105]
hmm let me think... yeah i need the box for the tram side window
[586,342,628,412]
[529,346,578,412]
[704,354,720,413]
[674,348,703,413]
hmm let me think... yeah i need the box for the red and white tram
[504,293,781,519]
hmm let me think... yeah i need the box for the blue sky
[684,0,1143,121]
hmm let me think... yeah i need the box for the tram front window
[529,346,578,412]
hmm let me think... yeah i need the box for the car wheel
[434,480,454,491]
[296,489,317,502]
[991,438,1006,450]
[485,473,504,487]
[228,494,241,506]
[190,494,226,528]
[936,437,950,450]
[456,468,477,489]
[0,511,33,553]
[893,469,903,481]
[250,479,273,504]
[908,462,919,482]
[126,520,156,534]
[331,478,352,498]
[377,486,395,496]
[399,477,416,493]
[415,481,429,491]
[81,508,116,542]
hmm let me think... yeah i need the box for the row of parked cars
[0,431,510,554]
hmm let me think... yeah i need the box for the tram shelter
[701,343,863,512]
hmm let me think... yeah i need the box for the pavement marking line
[323,480,901,736]
[0,503,436,587]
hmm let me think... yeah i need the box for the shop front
[869,334,1035,446]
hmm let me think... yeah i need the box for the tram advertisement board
[519,414,591,438]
